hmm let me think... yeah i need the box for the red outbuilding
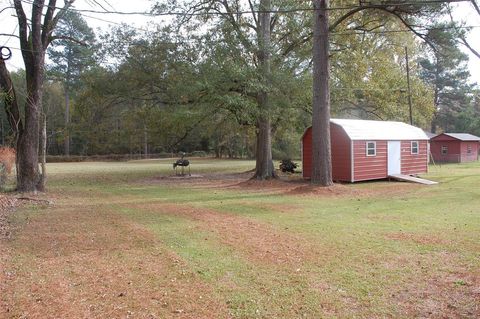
[302,119,430,182]
[430,133,480,163]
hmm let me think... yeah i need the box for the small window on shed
[366,141,376,156]
[467,145,472,154]
[411,141,419,155]
[441,146,448,155]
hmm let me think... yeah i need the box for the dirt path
[125,202,332,268]
[0,204,230,319]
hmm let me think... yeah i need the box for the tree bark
[253,0,275,180]
[17,62,43,192]
[311,0,333,186]
[38,111,47,191]
[64,88,70,156]
[143,123,148,159]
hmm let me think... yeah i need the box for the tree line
[1,0,479,191]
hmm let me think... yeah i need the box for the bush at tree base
[279,159,298,173]
[0,147,15,189]
[0,147,15,174]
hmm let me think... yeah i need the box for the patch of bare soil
[143,171,424,199]
[385,232,447,246]
[0,195,19,239]
[146,171,255,189]
[0,205,229,319]
[386,252,480,318]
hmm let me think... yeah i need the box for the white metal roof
[442,133,480,141]
[331,119,429,141]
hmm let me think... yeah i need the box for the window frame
[441,145,448,155]
[366,141,376,157]
[411,141,419,155]
[467,145,472,154]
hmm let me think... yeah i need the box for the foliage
[279,159,298,173]
[47,10,96,89]
[418,22,474,133]
[1,0,472,162]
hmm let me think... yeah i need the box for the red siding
[331,124,352,181]
[302,128,313,178]
[401,140,428,175]
[460,142,479,162]
[353,141,387,181]
[302,125,352,181]
[430,134,479,163]
[302,126,429,182]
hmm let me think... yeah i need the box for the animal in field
[173,153,191,176]
[173,158,190,169]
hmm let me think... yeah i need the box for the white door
[388,141,401,175]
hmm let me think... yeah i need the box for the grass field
[1,158,479,318]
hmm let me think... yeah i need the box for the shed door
[388,141,401,175]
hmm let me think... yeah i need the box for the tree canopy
[1,1,479,190]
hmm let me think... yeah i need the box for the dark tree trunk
[143,123,148,159]
[253,0,275,180]
[64,88,70,156]
[39,111,47,191]
[311,0,333,186]
[17,57,44,192]
[255,115,274,179]
[1,0,72,192]
[430,115,437,133]
[0,60,24,182]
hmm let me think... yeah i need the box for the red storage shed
[430,133,480,163]
[302,119,429,182]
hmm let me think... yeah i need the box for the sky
[0,0,479,83]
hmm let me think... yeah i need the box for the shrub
[279,159,298,173]
[0,147,16,174]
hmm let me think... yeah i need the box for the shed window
[366,141,376,156]
[411,141,419,155]
[467,145,472,154]
[441,146,448,155]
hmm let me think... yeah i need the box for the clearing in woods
[0,158,479,318]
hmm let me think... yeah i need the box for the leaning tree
[0,0,75,191]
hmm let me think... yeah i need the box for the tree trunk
[0,60,23,185]
[64,88,70,156]
[17,65,43,192]
[254,116,275,179]
[430,115,437,133]
[38,111,47,191]
[253,0,275,179]
[143,123,148,159]
[311,0,333,186]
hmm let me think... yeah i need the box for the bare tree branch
[13,0,32,64]
[42,0,57,47]
[388,9,436,50]
[0,34,20,39]
[49,1,76,47]
[328,4,436,50]
[446,5,480,59]
[471,0,480,15]
[459,36,480,58]
[0,6,14,15]
[48,35,87,45]
[247,0,258,27]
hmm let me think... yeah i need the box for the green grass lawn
[2,159,479,318]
